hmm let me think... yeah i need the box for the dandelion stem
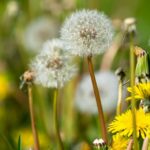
[142,137,149,150]
[130,34,138,150]
[53,89,64,150]
[28,85,40,150]
[127,138,133,150]
[116,79,123,115]
[87,56,107,143]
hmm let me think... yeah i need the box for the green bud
[134,46,150,83]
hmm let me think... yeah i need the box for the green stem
[130,35,138,150]
[87,56,107,143]
[116,80,123,115]
[28,85,40,150]
[53,89,64,150]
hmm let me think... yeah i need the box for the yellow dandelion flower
[0,74,10,100]
[14,128,49,149]
[110,134,129,150]
[126,82,150,101]
[108,109,150,139]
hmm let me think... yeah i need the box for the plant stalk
[130,35,138,150]
[87,56,107,143]
[142,137,149,150]
[53,89,64,150]
[127,138,134,150]
[116,80,123,115]
[28,85,40,150]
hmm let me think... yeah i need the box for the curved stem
[116,80,123,115]
[142,137,149,150]
[127,138,133,150]
[130,35,138,150]
[28,85,40,150]
[87,56,107,143]
[53,89,64,150]
[101,34,122,70]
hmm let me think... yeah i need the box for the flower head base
[115,67,125,81]
[122,18,136,43]
[108,108,150,139]
[19,70,35,89]
[30,39,76,88]
[61,9,114,56]
[123,17,136,34]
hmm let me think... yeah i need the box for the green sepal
[135,52,149,77]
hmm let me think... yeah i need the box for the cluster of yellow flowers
[109,82,150,149]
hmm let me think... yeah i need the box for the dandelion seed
[61,9,114,56]
[30,39,76,88]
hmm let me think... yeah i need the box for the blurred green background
[0,0,150,149]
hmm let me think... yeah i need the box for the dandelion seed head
[23,17,59,53]
[61,9,114,56]
[75,71,118,114]
[6,1,19,17]
[123,18,136,32]
[30,39,76,88]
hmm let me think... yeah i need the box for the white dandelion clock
[30,39,76,88]
[61,9,114,56]
[75,71,118,114]
[5,1,19,18]
[23,17,59,53]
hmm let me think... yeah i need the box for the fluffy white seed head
[30,39,76,88]
[75,71,118,114]
[61,9,114,56]
[23,17,59,53]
